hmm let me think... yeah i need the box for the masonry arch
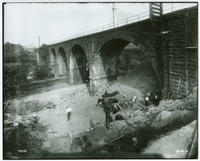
[57,47,67,76]
[50,48,58,76]
[50,48,57,65]
[98,38,154,82]
[97,34,132,49]
[71,44,89,84]
[97,32,156,56]
[99,39,130,81]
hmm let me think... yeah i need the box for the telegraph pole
[38,37,40,64]
[38,37,40,49]
[112,3,117,27]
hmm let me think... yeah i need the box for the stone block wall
[163,6,198,98]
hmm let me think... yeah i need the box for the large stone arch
[96,34,132,54]
[95,33,157,83]
[96,32,155,56]
[70,44,89,84]
[57,46,67,76]
[99,39,130,81]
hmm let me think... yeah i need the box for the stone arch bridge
[39,5,197,97]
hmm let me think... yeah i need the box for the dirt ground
[22,84,104,153]
[4,61,160,156]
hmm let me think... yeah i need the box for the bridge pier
[89,45,110,94]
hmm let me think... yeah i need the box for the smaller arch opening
[50,48,57,77]
[71,45,89,84]
[58,47,67,76]
[50,49,56,65]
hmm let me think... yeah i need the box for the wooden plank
[152,10,161,15]
[152,3,161,7]
[152,6,161,11]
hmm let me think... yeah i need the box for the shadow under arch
[71,44,89,85]
[99,38,160,96]
[50,48,57,77]
[58,47,67,76]
[99,39,130,82]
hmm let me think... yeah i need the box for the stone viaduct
[39,5,198,98]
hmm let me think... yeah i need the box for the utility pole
[38,37,40,49]
[38,37,40,64]
[112,3,117,28]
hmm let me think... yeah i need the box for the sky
[4,2,197,47]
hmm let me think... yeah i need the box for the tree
[4,42,37,98]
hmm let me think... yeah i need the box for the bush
[4,63,30,98]
[33,65,54,80]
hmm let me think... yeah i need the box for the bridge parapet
[47,4,195,46]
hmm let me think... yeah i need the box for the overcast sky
[4,2,197,47]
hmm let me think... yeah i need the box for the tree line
[4,42,53,99]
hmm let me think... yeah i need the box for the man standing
[65,106,72,121]
[98,98,118,130]
[151,89,161,106]
[144,93,151,106]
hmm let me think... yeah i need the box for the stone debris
[3,66,197,159]
[71,86,197,154]
[4,113,47,158]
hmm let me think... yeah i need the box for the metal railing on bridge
[47,4,196,45]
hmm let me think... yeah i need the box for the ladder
[149,2,163,36]
[149,3,163,22]
[149,3,164,90]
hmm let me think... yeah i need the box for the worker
[144,93,151,106]
[151,89,160,106]
[98,98,117,130]
[65,106,72,121]
[132,96,137,103]
[104,105,112,130]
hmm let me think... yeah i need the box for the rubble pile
[4,113,47,158]
[116,60,158,94]
[107,83,144,101]
[95,60,159,104]
[71,86,197,156]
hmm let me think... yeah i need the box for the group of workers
[97,90,122,130]
[144,89,161,106]
[97,89,161,130]
[65,88,160,130]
